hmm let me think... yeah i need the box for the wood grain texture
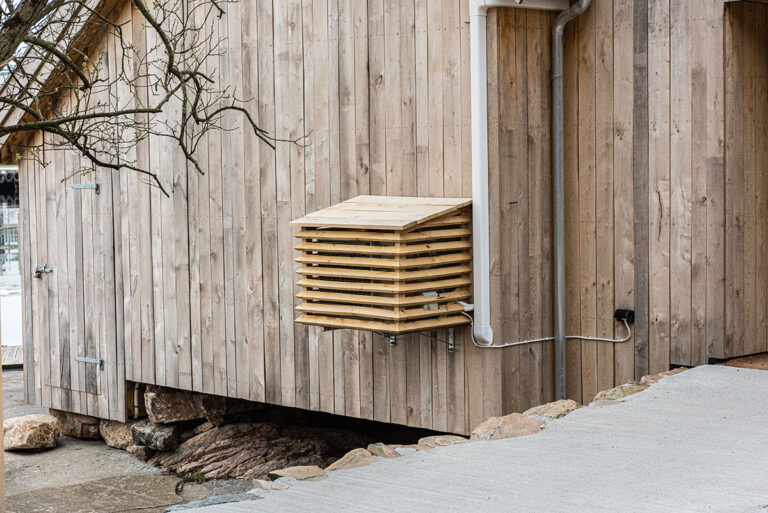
[18,0,765,432]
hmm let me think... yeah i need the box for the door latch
[34,265,54,279]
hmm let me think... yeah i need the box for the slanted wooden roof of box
[290,195,473,231]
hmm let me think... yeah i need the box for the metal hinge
[74,356,104,370]
[71,183,100,194]
[33,265,53,279]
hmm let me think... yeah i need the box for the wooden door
[23,141,125,421]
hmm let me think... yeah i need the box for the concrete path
[179,365,768,513]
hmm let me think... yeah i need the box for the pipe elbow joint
[469,0,490,16]
[473,324,494,346]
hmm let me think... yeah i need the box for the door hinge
[34,265,53,279]
[71,183,100,194]
[74,356,104,371]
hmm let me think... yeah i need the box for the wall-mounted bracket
[72,183,100,194]
[74,356,104,371]
[415,328,456,354]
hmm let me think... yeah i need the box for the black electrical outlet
[614,309,635,324]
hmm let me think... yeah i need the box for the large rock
[641,368,687,384]
[100,419,137,449]
[150,422,367,481]
[131,420,181,451]
[268,465,327,482]
[49,409,101,439]
[592,381,649,402]
[470,413,543,441]
[524,399,582,419]
[325,448,376,472]
[144,386,227,424]
[4,414,60,450]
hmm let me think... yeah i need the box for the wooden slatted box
[291,196,473,334]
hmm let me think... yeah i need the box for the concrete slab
[175,366,768,513]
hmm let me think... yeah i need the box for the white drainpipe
[468,0,568,345]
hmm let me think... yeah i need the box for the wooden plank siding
[17,0,768,430]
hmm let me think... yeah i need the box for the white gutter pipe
[468,0,568,346]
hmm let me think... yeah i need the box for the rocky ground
[3,370,251,513]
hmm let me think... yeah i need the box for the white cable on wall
[458,311,632,349]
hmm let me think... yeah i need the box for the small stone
[470,413,543,441]
[593,381,649,402]
[131,420,180,451]
[268,465,327,482]
[324,448,377,472]
[417,435,469,448]
[127,444,155,462]
[641,368,687,384]
[253,479,290,491]
[524,399,582,419]
[100,419,137,449]
[4,414,60,450]
[49,410,101,439]
[366,443,401,458]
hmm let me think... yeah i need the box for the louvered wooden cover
[291,196,473,334]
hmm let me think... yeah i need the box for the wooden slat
[295,251,470,269]
[296,227,471,242]
[296,239,470,256]
[296,301,465,320]
[295,314,470,334]
[297,288,471,307]
[296,264,471,281]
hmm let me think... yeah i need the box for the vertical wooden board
[577,5,598,401]
[19,157,35,403]
[129,1,155,387]
[484,7,501,421]
[43,137,61,411]
[227,0,250,402]
[724,2,742,359]
[218,0,238,398]
[146,18,166,388]
[563,18,582,402]
[53,144,71,405]
[594,0,614,392]
[689,2,708,366]
[338,0,359,417]
[612,0,636,385]
[114,5,142,386]
[368,0,387,196]
[705,0,726,361]
[242,0,266,403]
[742,1,757,357]
[497,8,520,415]
[538,11,554,404]
[286,0,310,411]
[28,154,42,406]
[65,150,84,408]
[442,0,461,197]
[354,0,373,420]
[647,0,671,374]
[257,0,281,404]
[756,6,768,355]
[668,0,692,366]
[632,0,650,378]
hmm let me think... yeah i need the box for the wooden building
[6,0,768,434]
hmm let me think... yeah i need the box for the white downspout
[468,0,567,345]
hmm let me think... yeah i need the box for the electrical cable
[459,311,632,349]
